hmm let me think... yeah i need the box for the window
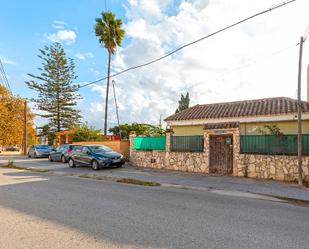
[89,145,112,153]
[73,146,82,153]
[82,147,90,154]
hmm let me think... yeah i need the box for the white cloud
[45,30,77,45]
[87,0,309,129]
[75,52,94,60]
[0,56,15,65]
[52,20,67,30]
[89,68,100,77]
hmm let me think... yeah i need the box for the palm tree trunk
[104,52,112,135]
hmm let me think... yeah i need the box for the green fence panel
[240,134,309,155]
[171,135,204,152]
[134,136,166,151]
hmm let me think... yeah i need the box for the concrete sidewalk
[1,155,308,202]
[86,164,309,202]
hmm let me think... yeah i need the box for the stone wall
[130,132,209,173]
[129,131,309,183]
[235,154,309,182]
[130,150,209,173]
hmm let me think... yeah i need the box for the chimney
[307,64,309,102]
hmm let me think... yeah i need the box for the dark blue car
[49,144,78,163]
[68,145,125,170]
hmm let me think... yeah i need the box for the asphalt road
[0,168,309,249]
[1,156,309,202]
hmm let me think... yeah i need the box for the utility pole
[112,80,121,139]
[297,36,304,186]
[23,100,27,155]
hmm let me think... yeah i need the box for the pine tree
[26,43,81,132]
[175,92,190,113]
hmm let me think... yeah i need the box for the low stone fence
[129,131,309,183]
[236,154,309,182]
[130,150,208,173]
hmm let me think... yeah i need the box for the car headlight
[98,157,109,162]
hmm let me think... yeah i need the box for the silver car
[28,145,53,158]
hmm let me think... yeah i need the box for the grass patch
[117,178,161,187]
[78,174,160,187]
[79,174,116,181]
[0,164,50,173]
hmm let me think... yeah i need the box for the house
[164,97,309,136]
[130,96,309,182]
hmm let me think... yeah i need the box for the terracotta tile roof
[165,97,309,121]
[204,122,240,130]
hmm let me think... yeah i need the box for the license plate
[113,159,121,163]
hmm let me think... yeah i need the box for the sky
[0,0,309,131]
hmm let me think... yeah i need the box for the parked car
[48,144,78,163]
[68,145,125,170]
[28,145,53,158]
[6,145,19,151]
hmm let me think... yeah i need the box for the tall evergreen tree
[26,43,81,132]
[175,92,190,113]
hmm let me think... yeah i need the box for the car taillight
[66,149,72,154]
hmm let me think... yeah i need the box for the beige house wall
[171,125,204,136]
[171,120,309,136]
[240,120,309,135]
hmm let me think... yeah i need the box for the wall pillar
[165,131,173,153]
[164,130,173,167]
[129,132,136,161]
[232,128,240,176]
[203,129,210,173]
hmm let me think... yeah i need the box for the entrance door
[209,135,233,174]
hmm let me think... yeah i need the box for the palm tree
[94,11,125,135]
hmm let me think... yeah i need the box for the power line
[0,59,12,93]
[217,42,299,78]
[303,24,309,42]
[0,60,11,92]
[78,0,297,89]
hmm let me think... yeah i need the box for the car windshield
[36,145,51,150]
[88,145,112,153]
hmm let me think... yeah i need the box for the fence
[171,135,204,152]
[240,135,309,155]
[134,136,166,151]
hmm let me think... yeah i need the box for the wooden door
[209,135,233,174]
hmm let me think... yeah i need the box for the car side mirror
[87,151,91,155]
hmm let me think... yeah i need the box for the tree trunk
[104,52,112,135]
[57,89,61,132]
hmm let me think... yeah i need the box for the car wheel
[48,155,53,162]
[61,155,66,163]
[28,153,31,158]
[91,160,100,170]
[116,163,124,168]
[68,158,76,168]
